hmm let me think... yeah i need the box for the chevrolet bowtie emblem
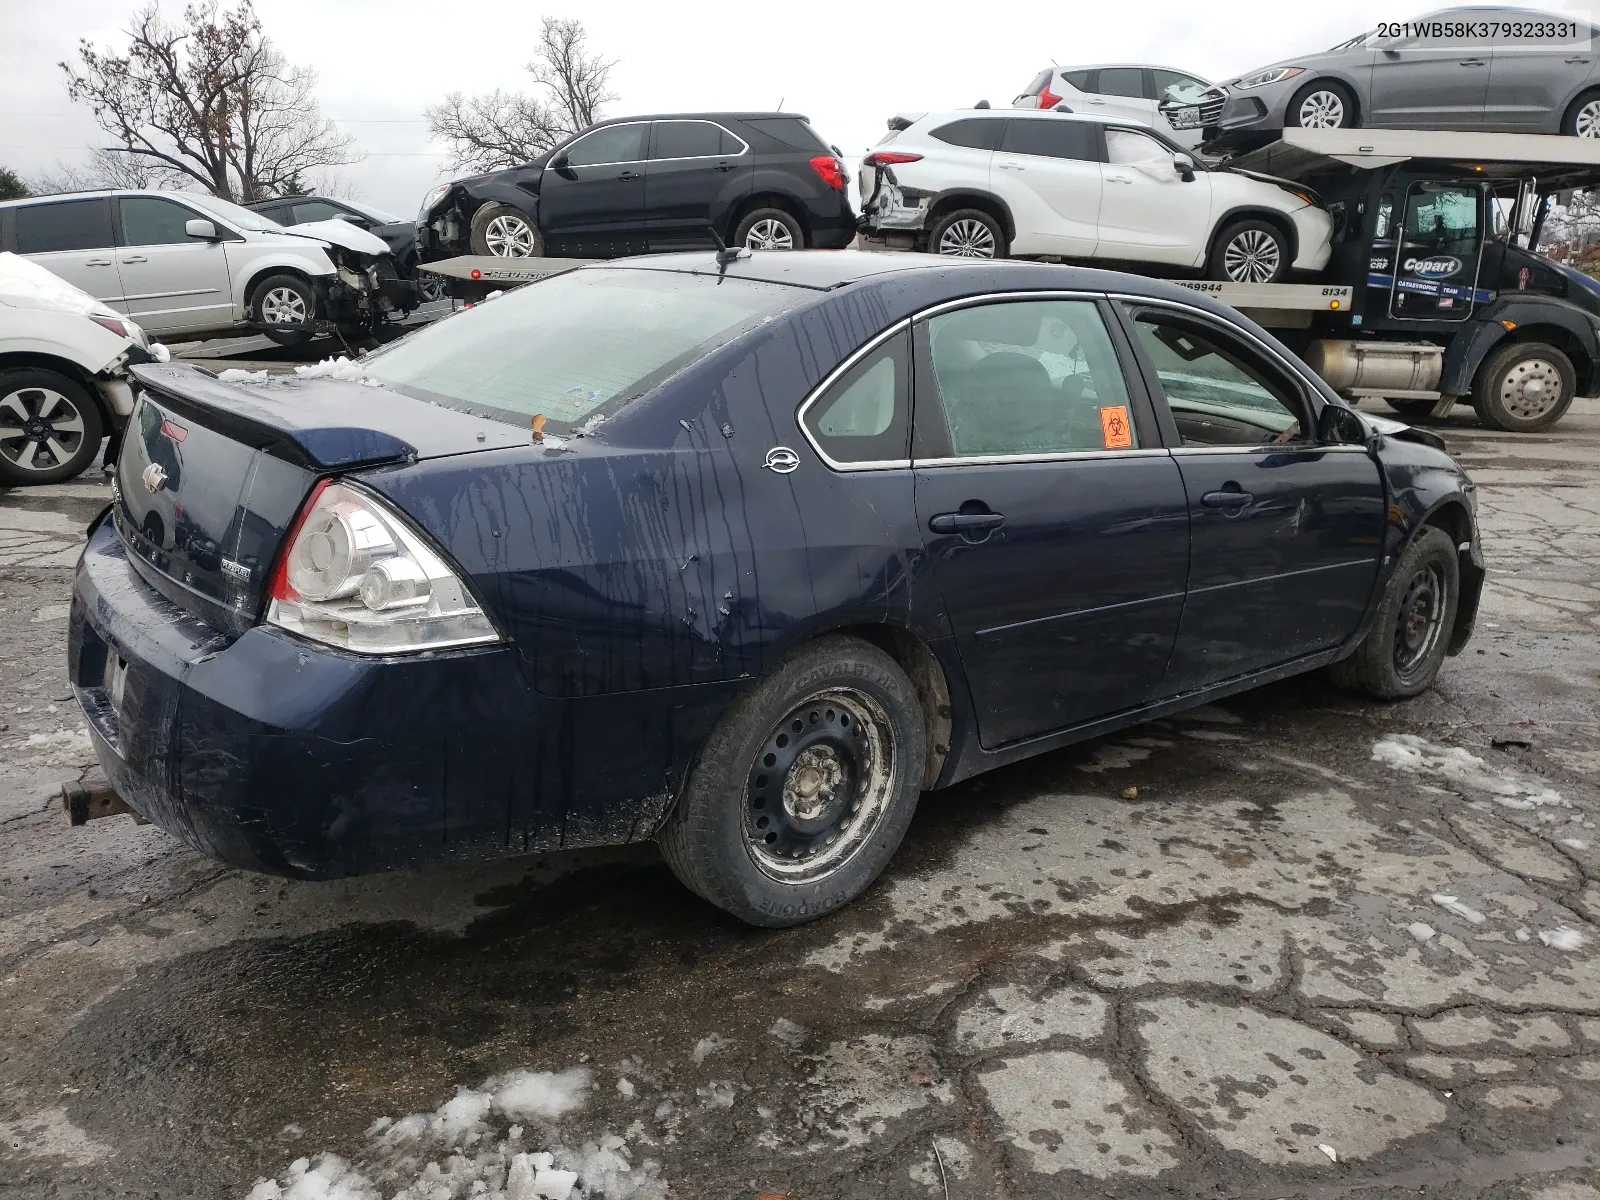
[141,462,168,493]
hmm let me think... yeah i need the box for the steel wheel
[1575,98,1600,137]
[484,213,538,257]
[1222,228,1283,283]
[1498,356,1564,421]
[743,218,795,251]
[0,386,88,477]
[743,687,898,884]
[937,218,997,257]
[260,285,309,325]
[1393,562,1447,681]
[1297,89,1347,128]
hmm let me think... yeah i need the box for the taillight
[810,155,847,190]
[863,151,924,167]
[265,479,499,654]
[1038,86,1063,110]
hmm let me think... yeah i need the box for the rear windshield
[363,268,798,431]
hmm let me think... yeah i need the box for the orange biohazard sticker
[1099,405,1133,450]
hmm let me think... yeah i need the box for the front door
[646,119,751,249]
[1122,306,1386,690]
[1369,33,1490,127]
[1389,181,1486,321]
[1095,126,1212,267]
[913,296,1190,748]
[539,122,650,256]
[994,119,1103,257]
[113,195,234,334]
[12,197,123,306]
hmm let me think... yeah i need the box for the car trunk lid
[115,363,527,635]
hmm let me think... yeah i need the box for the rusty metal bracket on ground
[61,781,146,825]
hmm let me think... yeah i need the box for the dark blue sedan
[67,251,1484,926]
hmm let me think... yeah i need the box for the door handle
[1201,487,1253,509]
[617,170,642,181]
[929,510,1006,535]
[1567,56,1592,63]
[1458,58,1487,66]
[714,163,735,172]
[997,161,1024,170]
[84,258,113,266]
[1088,98,1107,105]
[120,255,148,264]
[1106,174,1134,184]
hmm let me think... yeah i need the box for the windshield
[183,192,285,233]
[1329,30,1371,51]
[342,198,403,224]
[363,268,800,432]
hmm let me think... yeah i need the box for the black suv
[417,112,855,260]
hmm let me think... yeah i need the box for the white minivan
[0,190,415,342]
[859,109,1332,283]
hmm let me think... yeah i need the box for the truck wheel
[734,208,805,251]
[0,367,105,486]
[928,208,1007,258]
[1562,89,1600,137]
[1329,526,1459,699]
[1471,341,1575,432]
[1208,219,1289,283]
[1385,397,1438,418]
[1287,81,1358,129]
[658,636,926,928]
[251,274,317,347]
[469,204,543,257]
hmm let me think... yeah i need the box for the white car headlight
[267,480,500,654]
[1234,67,1305,90]
[419,185,452,219]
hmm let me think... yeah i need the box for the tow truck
[1190,127,1600,432]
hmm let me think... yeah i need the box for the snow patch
[1561,838,1588,850]
[1076,743,1150,773]
[10,728,95,769]
[1372,734,1566,809]
[768,1017,807,1048]
[1432,894,1487,925]
[148,341,171,362]
[1538,927,1587,951]
[293,356,367,382]
[691,1033,726,1065]
[218,368,269,384]
[1408,922,1437,942]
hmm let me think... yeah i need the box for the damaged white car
[0,190,420,346]
[0,251,165,485]
[859,109,1332,283]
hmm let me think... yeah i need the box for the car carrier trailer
[1197,127,1600,433]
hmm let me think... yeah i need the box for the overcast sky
[0,0,1585,214]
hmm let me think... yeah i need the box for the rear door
[1096,127,1212,267]
[12,197,123,307]
[994,119,1103,256]
[1483,12,1594,129]
[114,195,234,334]
[539,122,650,255]
[911,295,1190,747]
[645,119,751,249]
[1120,304,1385,689]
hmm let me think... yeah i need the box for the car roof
[592,111,812,124]
[0,188,210,209]
[909,108,1137,127]
[1053,63,1205,74]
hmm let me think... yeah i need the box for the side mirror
[550,152,570,171]
[1316,402,1373,447]
[1173,152,1197,182]
[184,218,220,240]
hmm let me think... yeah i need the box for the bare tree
[60,1,360,202]
[31,147,184,196]
[425,17,616,173]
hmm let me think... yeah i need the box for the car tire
[469,204,543,258]
[1471,341,1575,432]
[1562,89,1600,137]
[927,208,1007,258]
[1207,219,1290,283]
[1329,526,1459,699]
[1286,80,1358,130]
[734,207,805,251]
[658,635,926,928]
[251,274,318,347]
[0,367,105,486]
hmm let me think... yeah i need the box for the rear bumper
[801,193,858,249]
[67,518,696,878]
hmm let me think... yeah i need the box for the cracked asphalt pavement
[2,402,1599,1199]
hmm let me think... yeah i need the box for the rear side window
[1097,67,1148,98]
[801,330,910,466]
[652,121,739,159]
[15,199,114,253]
[362,269,797,433]
[1061,70,1094,91]
[930,120,1003,151]
[741,117,830,152]
[999,120,1099,161]
[120,196,200,246]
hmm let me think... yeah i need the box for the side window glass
[289,200,348,224]
[1097,67,1146,98]
[802,331,910,465]
[653,121,726,159]
[931,119,1002,150]
[924,300,1138,458]
[1153,70,1210,104]
[120,197,203,246]
[563,124,646,167]
[15,199,114,253]
[999,120,1097,161]
[1132,317,1307,446]
[1106,129,1174,170]
[1061,70,1094,91]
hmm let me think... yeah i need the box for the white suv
[0,190,416,343]
[859,110,1332,283]
[1013,64,1228,149]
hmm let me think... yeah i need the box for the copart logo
[763,446,800,474]
[1403,256,1462,280]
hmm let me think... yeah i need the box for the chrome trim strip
[1167,444,1369,456]
[793,318,914,472]
[914,290,1105,321]
[1186,558,1377,597]
[549,120,652,168]
[915,448,1170,468]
